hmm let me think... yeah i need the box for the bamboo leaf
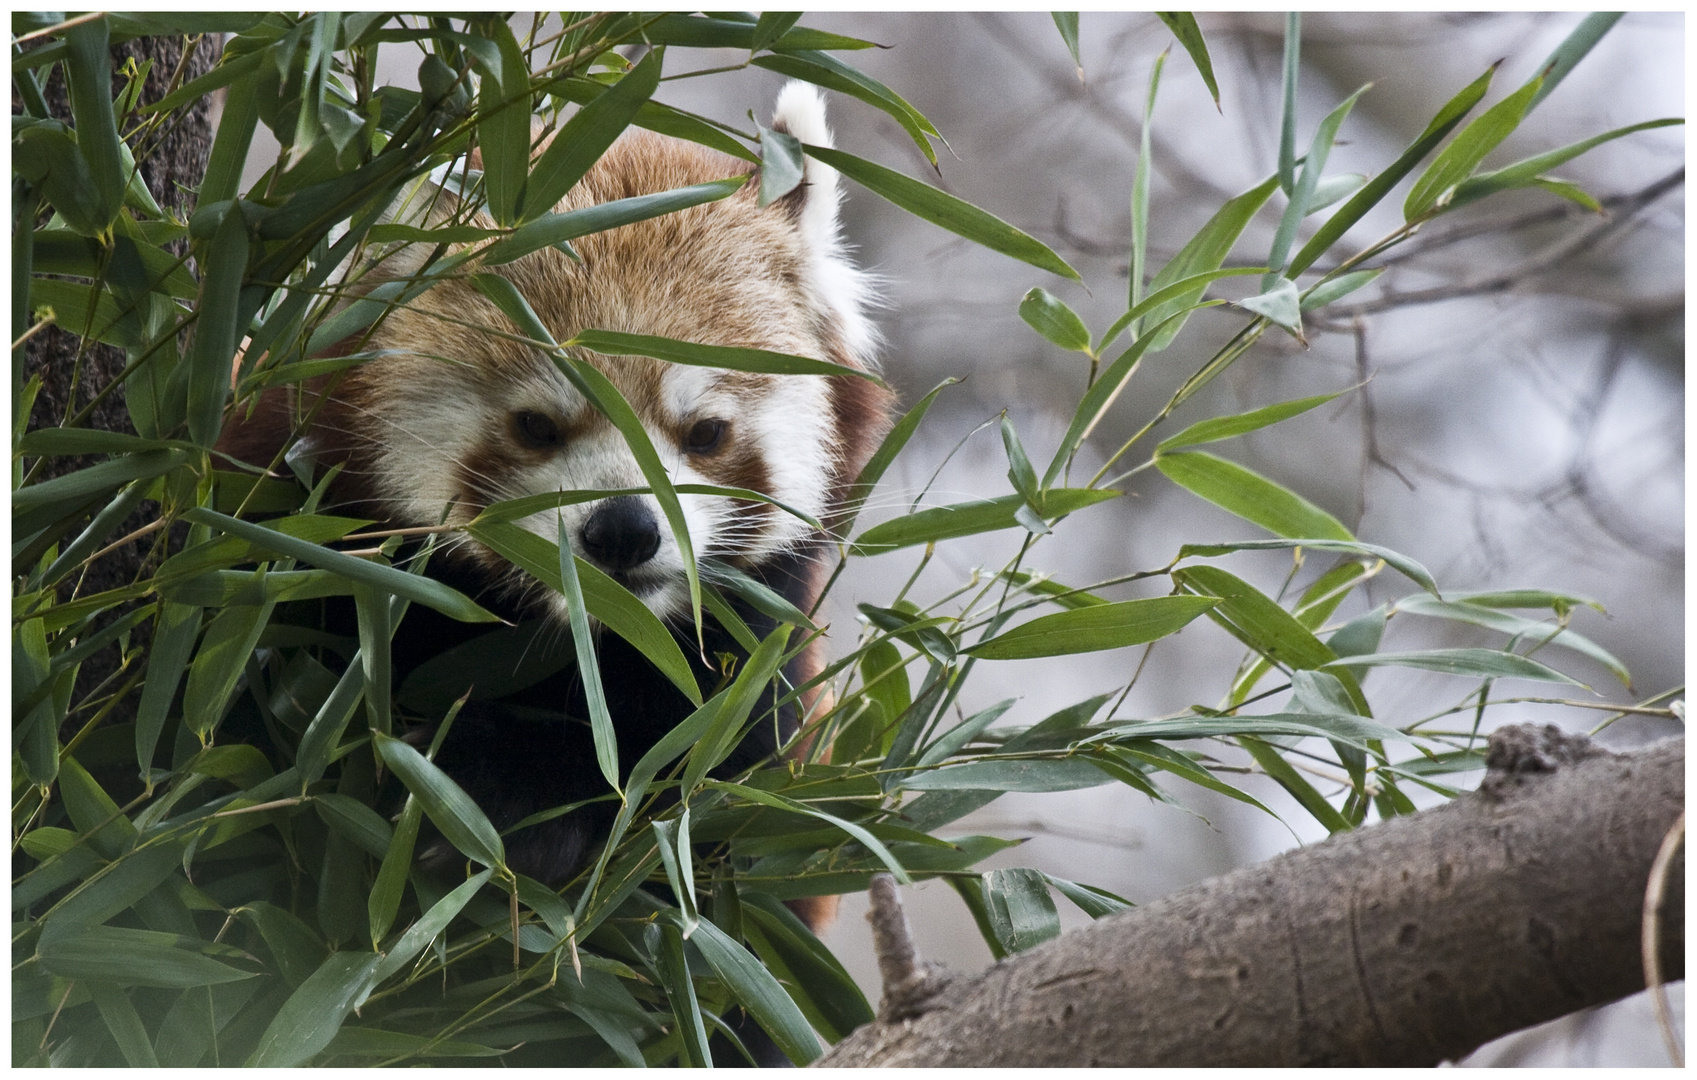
[569,327,882,382]
[1323,648,1582,685]
[1158,391,1342,453]
[1156,13,1218,107]
[1449,118,1683,209]
[559,517,620,792]
[484,177,744,265]
[802,143,1080,281]
[982,867,1061,953]
[245,951,382,1067]
[1405,75,1543,219]
[523,48,663,221]
[374,732,505,870]
[1018,287,1091,353]
[1156,452,1354,541]
[966,595,1219,660]
[851,489,1119,556]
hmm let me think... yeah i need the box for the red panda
[219,84,892,926]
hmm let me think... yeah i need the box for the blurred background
[237,12,1685,1064]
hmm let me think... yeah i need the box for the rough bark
[817,726,1685,1067]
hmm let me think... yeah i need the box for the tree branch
[817,726,1684,1067]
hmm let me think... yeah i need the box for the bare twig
[866,873,951,1022]
[1642,811,1685,1067]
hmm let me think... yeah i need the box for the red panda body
[220,87,891,920]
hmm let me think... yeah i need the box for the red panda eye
[514,410,562,448]
[684,418,727,454]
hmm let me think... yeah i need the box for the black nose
[579,496,661,572]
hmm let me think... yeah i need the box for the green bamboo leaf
[1148,176,1281,352]
[1238,277,1303,336]
[653,815,699,937]
[1105,743,1276,815]
[13,121,107,235]
[474,17,532,225]
[851,489,1119,555]
[1450,118,1683,210]
[1395,594,1628,685]
[682,627,791,795]
[367,797,421,947]
[485,177,744,265]
[751,12,805,53]
[803,143,1080,281]
[1290,65,1494,276]
[14,617,59,784]
[559,517,620,792]
[523,48,663,221]
[1174,564,1338,671]
[1266,84,1369,286]
[1526,176,1603,212]
[39,842,184,938]
[181,508,497,623]
[246,951,382,1067]
[182,594,276,739]
[1323,648,1582,685]
[1156,13,1218,107]
[238,902,327,991]
[374,732,505,870]
[917,699,1015,768]
[1000,415,1040,505]
[12,447,196,510]
[1277,13,1301,194]
[63,15,125,231]
[901,758,1114,793]
[966,595,1219,660]
[314,793,394,861]
[294,662,365,788]
[752,50,940,167]
[652,922,713,1067]
[1326,607,1387,659]
[1157,391,1342,453]
[543,78,758,162]
[740,892,874,1042]
[675,917,818,1064]
[1239,734,1351,833]
[187,205,248,447]
[1405,75,1543,219]
[37,925,258,988]
[705,779,910,883]
[1052,13,1083,77]
[758,122,806,205]
[1178,537,1437,596]
[1018,287,1091,353]
[1156,452,1354,541]
[1129,47,1164,321]
[1306,172,1367,215]
[1040,871,1134,918]
[982,867,1061,953]
[1096,267,1263,357]
[371,869,493,984]
[635,13,879,52]
[1300,268,1383,311]
[1527,12,1624,112]
[89,982,160,1067]
[1451,588,1603,614]
[324,1029,504,1059]
[569,327,882,382]
[465,520,700,703]
[135,601,203,774]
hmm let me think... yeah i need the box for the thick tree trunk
[818,726,1684,1067]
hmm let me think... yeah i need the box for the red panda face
[310,85,891,622]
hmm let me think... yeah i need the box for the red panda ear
[767,82,843,255]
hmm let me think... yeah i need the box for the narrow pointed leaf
[570,328,881,382]
[484,177,745,265]
[374,732,505,870]
[1156,452,1354,541]
[852,489,1119,555]
[523,48,662,220]
[1450,118,1683,209]
[1158,391,1342,453]
[802,143,1080,281]
[245,952,381,1067]
[1156,13,1218,106]
[966,595,1219,660]
[1322,648,1582,684]
[1405,75,1543,219]
[983,867,1061,953]
[1018,287,1091,352]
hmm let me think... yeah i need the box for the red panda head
[276,84,892,621]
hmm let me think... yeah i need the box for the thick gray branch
[818,728,1684,1067]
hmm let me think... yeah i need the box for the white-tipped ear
[771,81,842,253]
